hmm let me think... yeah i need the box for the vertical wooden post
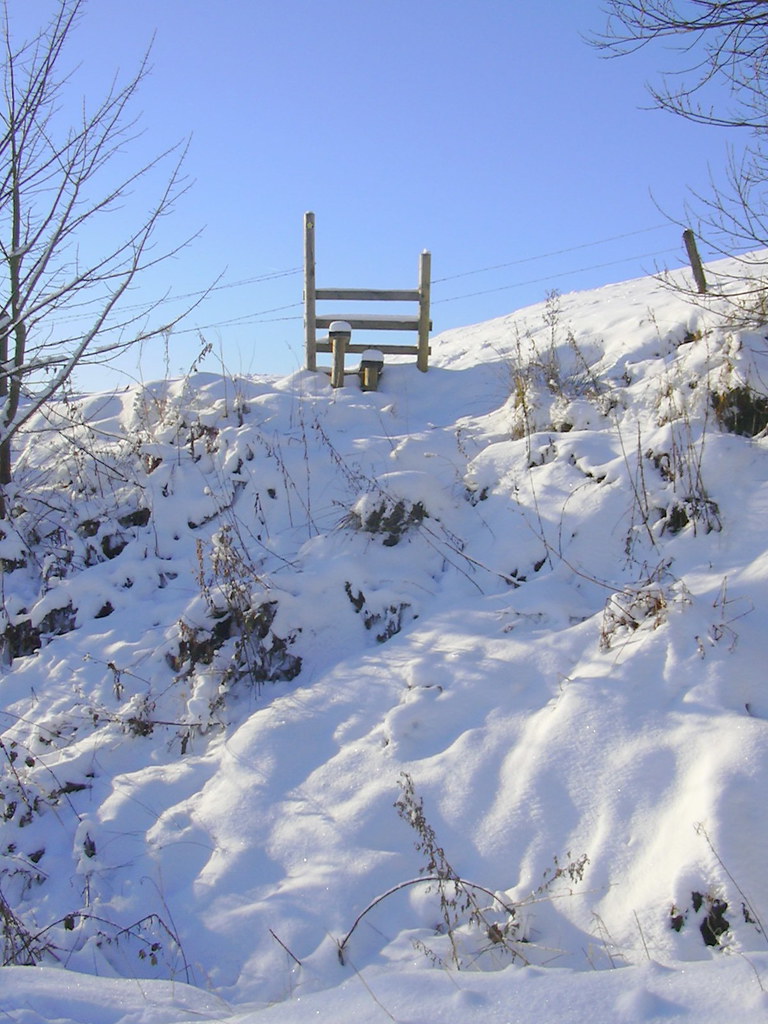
[329,321,351,388]
[417,249,431,373]
[359,350,384,392]
[304,211,317,370]
[683,229,707,294]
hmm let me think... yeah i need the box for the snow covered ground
[2,257,768,1022]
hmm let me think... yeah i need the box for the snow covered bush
[711,384,768,437]
[347,492,427,547]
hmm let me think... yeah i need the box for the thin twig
[269,928,302,966]
[634,910,651,960]
[343,951,398,1022]
[337,875,515,964]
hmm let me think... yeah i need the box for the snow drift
[1,257,768,1022]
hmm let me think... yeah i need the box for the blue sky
[11,1,744,387]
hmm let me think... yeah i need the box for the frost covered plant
[505,294,612,442]
[600,584,668,650]
[541,290,565,392]
[600,572,690,651]
[394,772,484,967]
[505,323,551,443]
[647,427,722,538]
[335,773,588,971]
[196,526,263,623]
[335,773,528,970]
[0,892,49,966]
[169,524,301,730]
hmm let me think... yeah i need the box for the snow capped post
[359,349,385,391]
[329,321,352,388]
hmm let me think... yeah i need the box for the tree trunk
[0,438,11,488]
[1,143,27,495]
[0,315,8,495]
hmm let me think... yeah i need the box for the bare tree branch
[591,1,768,300]
[0,0,202,499]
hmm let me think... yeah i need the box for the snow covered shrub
[344,582,415,643]
[347,493,427,547]
[0,517,27,573]
[641,361,723,540]
[711,384,768,437]
[0,486,154,661]
[124,696,157,738]
[0,711,191,972]
[661,497,721,536]
[600,584,667,649]
[169,595,301,688]
[196,526,261,623]
[646,435,722,538]
[168,524,302,733]
[222,601,301,686]
[0,892,48,966]
[88,912,190,980]
[0,601,77,661]
[600,575,689,651]
[0,736,89,965]
[670,890,731,947]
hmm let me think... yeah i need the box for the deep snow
[1,257,768,1021]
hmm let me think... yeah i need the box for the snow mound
[2,256,768,1021]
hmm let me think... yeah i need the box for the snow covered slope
[2,258,768,1022]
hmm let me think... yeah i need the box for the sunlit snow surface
[2,258,768,1022]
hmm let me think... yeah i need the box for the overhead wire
[150,266,302,307]
[45,266,304,325]
[173,229,682,334]
[431,223,671,283]
[432,245,682,304]
[30,224,683,341]
[173,303,304,335]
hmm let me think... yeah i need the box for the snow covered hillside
[2,258,768,1022]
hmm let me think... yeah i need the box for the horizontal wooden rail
[315,313,431,331]
[316,342,430,356]
[315,288,421,302]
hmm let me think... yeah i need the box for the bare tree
[0,0,198,509]
[597,2,768,127]
[595,2,768,268]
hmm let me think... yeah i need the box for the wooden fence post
[417,249,431,373]
[329,321,351,388]
[683,229,707,294]
[304,211,317,370]
[359,349,385,392]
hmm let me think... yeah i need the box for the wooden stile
[303,211,432,382]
